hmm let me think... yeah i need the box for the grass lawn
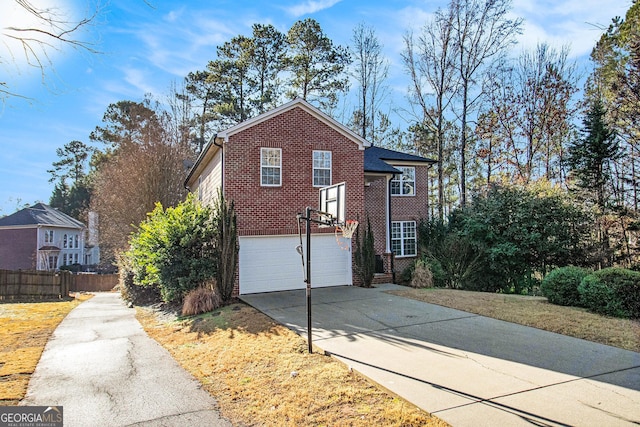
[0,294,92,406]
[136,303,448,427]
[389,288,640,352]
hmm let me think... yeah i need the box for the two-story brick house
[0,203,87,271]
[184,98,435,295]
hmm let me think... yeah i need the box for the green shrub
[117,254,161,305]
[541,266,590,306]
[125,194,217,303]
[578,268,640,318]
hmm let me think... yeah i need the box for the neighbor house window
[63,234,68,249]
[74,235,79,248]
[390,167,415,196]
[74,253,79,264]
[313,150,332,187]
[62,254,68,265]
[391,221,417,257]
[261,148,281,186]
[44,230,54,244]
[48,255,58,270]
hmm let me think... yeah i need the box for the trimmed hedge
[578,268,640,318]
[541,266,590,306]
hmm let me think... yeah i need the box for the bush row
[541,266,640,318]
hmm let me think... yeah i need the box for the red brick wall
[390,165,430,274]
[223,107,365,236]
[0,228,37,270]
[363,165,431,278]
[364,177,389,257]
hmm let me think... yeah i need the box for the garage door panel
[239,235,351,294]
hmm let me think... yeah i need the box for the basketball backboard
[318,182,345,226]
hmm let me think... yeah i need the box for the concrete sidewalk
[21,293,231,427]
[241,284,640,427]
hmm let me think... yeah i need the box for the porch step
[371,273,393,285]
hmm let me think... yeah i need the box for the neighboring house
[184,98,435,295]
[0,203,88,271]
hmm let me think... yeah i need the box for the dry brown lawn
[0,294,92,405]
[390,288,640,352]
[137,303,449,427]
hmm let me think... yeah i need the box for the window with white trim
[313,150,332,187]
[391,167,415,196]
[63,234,68,249]
[74,235,79,248]
[44,230,54,244]
[261,148,282,186]
[391,221,417,257]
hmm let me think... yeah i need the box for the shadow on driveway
[242,284,640,427]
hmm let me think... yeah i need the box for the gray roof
[0,203,85,229]
[364,146,436,174]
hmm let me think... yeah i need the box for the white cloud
[513,0,631,57]
[285,0,342,17]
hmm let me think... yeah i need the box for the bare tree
[1,0,98,101]
[89,98,190,264]
[451,0,522,207]
[350,22,389,142]
[480,44,578,183]
[402,5,458,220]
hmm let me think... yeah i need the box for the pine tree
[567,99,620,209]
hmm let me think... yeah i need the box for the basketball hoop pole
[297,207,335,354]
[305,207,313,354]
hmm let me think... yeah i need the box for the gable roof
[217,98,371,150]
[364,146,437,174]
[0,203,85,229]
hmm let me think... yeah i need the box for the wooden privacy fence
[0,269,71,300]
[70,273,118,292]
[0,270,119,300]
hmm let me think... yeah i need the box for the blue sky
[0,0,632,215]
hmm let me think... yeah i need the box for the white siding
[195,150,223,205]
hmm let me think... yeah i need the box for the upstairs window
[74,235,79,248]
[44,230,54,244]
[261,148,282,186]
[391,167,415,196]
[313,150,332,187]
[63,234,68,249]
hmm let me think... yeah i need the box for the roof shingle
[0,203,85,229]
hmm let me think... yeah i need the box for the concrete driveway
[21,293,231,427]
[241,283,640,427]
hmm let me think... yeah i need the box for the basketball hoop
[335,220,359,250]
[338,220,359,238]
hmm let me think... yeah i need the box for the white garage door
[239,234,352,294]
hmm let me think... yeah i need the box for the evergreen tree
[354,218,376,288]
[567,99,620,209]
[285,18,351,111]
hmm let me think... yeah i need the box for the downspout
[388,174,396,283]
[212,133,223,193]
